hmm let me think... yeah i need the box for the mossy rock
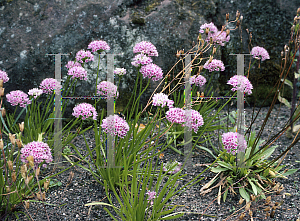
[131,12,145,25]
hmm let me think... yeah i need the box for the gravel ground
[7,104,300,221]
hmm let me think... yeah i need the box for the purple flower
[101,115,129,138]
[227,75,253,95]
[76,50,94,63]
[182,109,204,133]
[190,75,207,87]
[0,70,9,83]
[72,103,98,120]
[166,108,185,124]
[39,78,62,94]
[146,191,156,205]
[203,59,225,72]
[210,31,230,46]
[163,161,182,174]
[67,66,88,80]
[114,68,126,76]
[131,54,153,67]
[6,90,31,108]
[250,46,270,61]
[20,141,53,169]
[65,61,81,69]
[133,41,158,57]
[140,63,163,81]
[97,81,119,99]
[199,22,218,34]
[88,40,110,53]
[222,132,247,154]
[152,93,174,108]
[28,88,43,99]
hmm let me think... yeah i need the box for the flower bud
[16,139,22,149]
[44,179,50,191]
[12,171,16,182]
[0,139,3,150]
[9,133,16,145]
[0,80,3,87]
[27,155,34,168]
[0,87,4,97]
[25,200,30,209]
[19,122,24,132]
[226,13,229,21]
[7,160,13,171]
[205,27,209,35]
[1,108,6,118]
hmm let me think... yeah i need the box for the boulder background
[0,0,299,116]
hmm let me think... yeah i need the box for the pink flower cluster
[88,40,110,53]
[67,66,88,80]
[140,63,163,81]
[146,191,156,206]
[189,75,207,87]
[20,141,53,169]
[28,88,43,99]
[212,31,230,46]
[76,50,94,63]
[65,61,81,69]
[199,22,230,46]
[152,93,174,108]
[101,115,129,138]
[227,75,253,95]
[250,46,270,61]
[203,59,225,72]
[6,90,31,108]
[222,132,247,154]
[114,68,126,76]
[39,78,62,94]
[163,161,182,174]
[199,22,218,34]
[72,103,98,120]
[133,41,158,57]
[97,81,119,99]
[166,108,185,124]
[0,70,9,83]
[131,54,153,67]
[182,109,204,133]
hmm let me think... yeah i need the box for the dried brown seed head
[16,139,23,149]
[1,108,6,118]
[236,20,241,27]
[212,46,217,55]
[21,164,27,179]
[245,202,251,211]
[236,10,240,19]
[7,160,13,171]
[36,167,40,176]
[19,122,24,132]
[44,179,50,191]
[27,155,34,168]
[250,194,256,201]
[12,172,16,182]
[239,212,245,220]
[264,207,271,212]
[297,7,300,15]
[5,186,10,192]
[9,133,16,145]
[239,197,244,205]
[0,139,3,150]
[226,13,229,22]
[25,200,30,209]
[205,27,209,35]
[226,29,230,37]
[0,87,4,97]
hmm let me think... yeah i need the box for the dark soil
[9,104,300,221]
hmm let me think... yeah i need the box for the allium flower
[182,109,204,133]
[152,93,174,108]
[190,75,207,87]
[76,50,94,63]
[203,59,225,72]
[250,46,270,61]
[101,115,129,138]
[72,103,98,120]
[140,63,163,81]
[199,22,218,34]
[166,108,185,124]
[114,68,126,76]
[65,61,81,69]
[211,31,230,46]
[67,66,88,80]
[0,70,9,83]
[20,141,53,169]
[163,161,182,174]
[97,81,119,99]
[87,40,110,53]
[133,41,158,57]
[28,88,43,99]
[146,191,156,206]
[39,78,62,94]
[6,90,31,108]
[131,54,153,67]
[222,132,247,154]
[227,75,253,95]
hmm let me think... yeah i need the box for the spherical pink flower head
[199,22,218,34]
[67,66,88,80]
[131,54,153,67]
[75,50,94,63]
[6,90,31,108]
[140,63,163,81]
[65,61,81,69]
[39,78,62,94]
[227,75,253,95]
[222,132,247,154]
[28,88,43,99]
[114,68,126,76]
[20,141,53,169]
[88,40,110,53]
[166,108,185,124]
[152,93,174,108]
[163,161,182,174]
[211,31,230,46]
[190,75,207,87]
[97,81,119,99]
[182,109,204,133]
[203,59,225,72]
[250,46,270,61]
[133,41,158,57]
[0,70,9,83]
[101,115,129,138]
[72,103,98,120]
[146,191,156,205]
